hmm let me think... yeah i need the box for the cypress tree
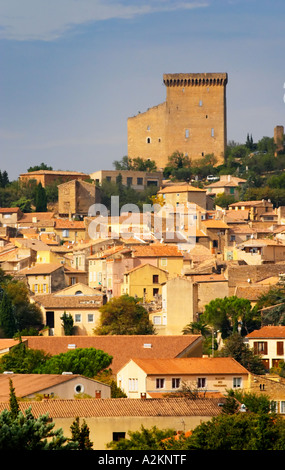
[35,182,47,212]
[0,290,17,338]
[9,379,19,420]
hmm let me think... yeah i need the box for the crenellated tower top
[163,72,228,87]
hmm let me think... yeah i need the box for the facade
[158,184,207,210]
[117,357,249,398]
[245,326,285,370]
[121,263,168,301]
[58,179,101,218]
[20,263,66,295]
[206,175,247,199]
[228,200,274,221]
[90,169,163,191]
[19,170,90,187]
[128,73,228,170]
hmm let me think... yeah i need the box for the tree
[95,295,155,335]
[0,342,51,374]
[217,332,265,375]
[36,347,113,377]
[0,290,17,338]
[9,378,19,420]
[35,182,47,212]
[61,312,74,335]
[70,417,93,450]
[201,296,260,339]
[107,425,177,450]
[27,163,53,172]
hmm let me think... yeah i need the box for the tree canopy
[95,294,155,335]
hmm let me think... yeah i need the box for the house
[0,396,227,450]
[32,283,105,335]
[58,179,101,218]
[200,219,230,254]
[130,243,184,279]
[235,238,285,265]
[54,219,86,243]
[185,272,229,313]
[149,276,198,335]
[0,207,23,227]
[233,284,272,307]
[121,263,168,301]
[17,211,56,232]
[158,183,208,210]
[228,200,274,221]
[248,373,285,415]
[245,326,285,371]
[89,169,163,191]
[117,357,250,398]
[0,244,31,274]
[21,335,203,376]
[19,169,90,187]
[0,373,111,401]
[19,263,66,294]
[206,175,246,199]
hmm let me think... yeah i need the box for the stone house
[158,184,208,210]
[117,357,250,399]
[0,207,23,227]
[20,263,66,295]
[58,179,101,218]
[121,263,168,301]
[19,169,90,187]
[228,200,274,222]
[54,219,86,243]
[89,169,163,191]
[206,175,246,200]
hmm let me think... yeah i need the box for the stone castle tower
[127,72,228,170]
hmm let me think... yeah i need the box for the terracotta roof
[54,219,85,229]
[158,184,206,194]
[229,200,272,207]
[234,285,271,301]
[131,244,183,258]
[32,293,103,309]
[126,357,249,375]
[0,339,21,354]
[20,170,88,176]
[19,263,64,275]
[202,220,229,229]
[0,397,226,418]
[246,326,285,339]
[19,212,55,222]
[22,335,203,374]
[0,207,22,213]
[0,374,96,401]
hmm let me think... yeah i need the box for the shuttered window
[277,341,284,355]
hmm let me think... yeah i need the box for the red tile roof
[127,357,249,375]
[0,397,226,418]
[246,326,285,339]
[22,335,202,374]
[131,244,183,258]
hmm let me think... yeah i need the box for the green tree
[4,280,43,332]
[217,332,265,375]
[9,378,19,420]
[0,290,17,338]
[0,342,51,374]
[70,417,93,450]
[95,295,155,335]
[35,182,47,212]
[107,425,176,450]
[61,312,74,335]
[27,163,53,172]
[36,347,113,377]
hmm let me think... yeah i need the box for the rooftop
[246,326,285,339]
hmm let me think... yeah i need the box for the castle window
[147,125,150,131]
[185,129,189,138]
[199,100,203,106]
[211,128,215,137]
[146,137,151,144]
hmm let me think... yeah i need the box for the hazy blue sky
[1,0,284,180]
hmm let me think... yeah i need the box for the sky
[0,0,285,181]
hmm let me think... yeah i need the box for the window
[172,378,181,389]
[34,284,38,293]
[146,137,151,143]
[43,284,47,293]
[88,314,94,323]
[233,377,242,388]
[137,177,143,185]
[161,258,167,267]
[281,401,285,414]
[211,128,214,137]
[230,235,236,242]
[153,316,162,325]
[156,378,165,389]
[254,341,268,354]
[128,378,138,391]
[62,229,69,238]
[127,177,133,186]
[113,432,126,442]
[230,187,235,195]
[185,129,189,138]
[197,377,206,388]
[199,100,203,106]
[153,288,159,297]
[74,383,84,394]
[106,176,111,182]
[277,341,284,355]
[153,274,159,284]
[75,314,82,323]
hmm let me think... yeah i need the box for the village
[1,72,285,450]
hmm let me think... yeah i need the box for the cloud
[0,0,209,41]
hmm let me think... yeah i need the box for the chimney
[140,392,147,400]
[95,390,101,398]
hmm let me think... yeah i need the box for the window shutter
[277,341,284,355]
[264,342,268,355]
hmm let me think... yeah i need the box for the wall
[128,73,227,169]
